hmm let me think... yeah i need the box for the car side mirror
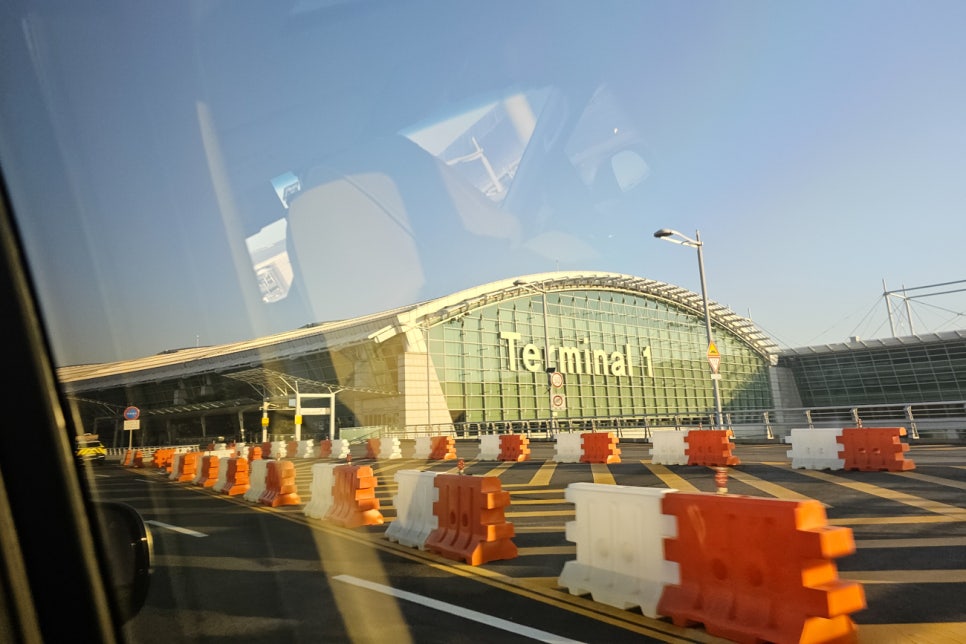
[93,501,153,623]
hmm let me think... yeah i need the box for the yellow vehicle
[74,434,107,465]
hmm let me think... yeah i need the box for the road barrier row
[147,445,877,640]
[559,482,866,643]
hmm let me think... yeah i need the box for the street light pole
[653,228,724,428]
[513,280,556,433]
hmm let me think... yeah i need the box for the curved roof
[58,270,779,393]
[395,271,780,361]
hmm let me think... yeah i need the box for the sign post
[122,406,140,451]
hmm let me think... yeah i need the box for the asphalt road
[93,441,966,643]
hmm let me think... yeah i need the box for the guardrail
[105,401,966,453]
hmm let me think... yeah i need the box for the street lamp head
[653,228,675,238]
[512,280,525,286]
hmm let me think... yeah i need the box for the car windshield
[2,2,966,643]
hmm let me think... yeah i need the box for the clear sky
[2,1,965,366]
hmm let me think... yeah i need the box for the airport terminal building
[58,271,966,445]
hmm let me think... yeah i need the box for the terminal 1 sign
[500,331,652,378]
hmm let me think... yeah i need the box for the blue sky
[2,1,965,365]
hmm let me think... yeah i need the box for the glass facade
[780,335,966,407]
[429,288,773,424]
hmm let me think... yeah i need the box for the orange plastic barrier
[259,460,301,507]
[424,474,517,566]
[196,455,220,487]
[247,445,262,461]
[579,432,621,463]
[177,452,199,483]
[133,450,144,468]
[221,457,249,496]
[122,449,133,466]
[153,448,174,472]
[658,493,866,643]
[318,439,332,458]
[324,464,383,528]
[286,440,298,458]
[685,429,741,466]
[837,427,915,472]
[261,441,273,458]
[365,438,381,459]
[499,434,530,462]
[429,436,457,460]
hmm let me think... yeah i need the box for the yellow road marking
[590,462,616,485]
[511,498,568,505]
[845,570,966,583]
[513,525,565,533]
[517,546,575,556]
[830,515,960,526]
[725,468,814,500]
[794,469,966,519]
[857,536,966,548]
[644,463,699,492]
[858,623,966,643]
[894,470,966,492]
[507,487,566,494]
[505,509,575,519]
[528,461,557,487]
[482,462,516,478]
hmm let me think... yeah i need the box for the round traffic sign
[550,371,564,388]
[123,406,140,420]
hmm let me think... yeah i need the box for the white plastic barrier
[413,436,433,460]
[169,453,187,480]
[784,428,845,470]
[304,462,339,519]
[191,454,209,485]
[385,470,439,549]
[648,430,689,465]
[244,459,269,503]
[558,482,679,618]
[296,440,314,458]
[269,440,288,459]
[477,434,502,461]
[378,437,403,460]
[553,433,583,463]
[214,457,230,491]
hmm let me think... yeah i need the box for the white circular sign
[550,371,564,388]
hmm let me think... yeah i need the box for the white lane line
[333,574,585,644]
[145,520,208,537]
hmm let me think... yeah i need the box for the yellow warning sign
[707,341,720,358]
[707,341,721,375]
